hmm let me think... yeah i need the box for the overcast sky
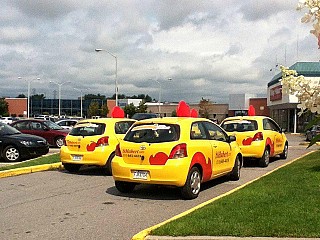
[1,0,318,104]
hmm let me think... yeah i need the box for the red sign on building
[270,85,282,101]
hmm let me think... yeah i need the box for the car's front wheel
[181,167,201,200]
[104,153,115,176]
[279,143,288,159]
[63,163,82,173]
[259,148,270,167]
[55,136,65,148]
[115,181,136,193]
[229,155,241,181]
[3,145,21,162]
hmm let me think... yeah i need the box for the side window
[203,121,227,142]
[268,119,281,132]
[31,122,43,130]
[190,122,207,140]
[14,121,29,130]
[263,119,280,132]
[115,121,135,134]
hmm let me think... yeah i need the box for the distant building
[268,62,320,133]
[5,98,27,117]
[228,94,269,117]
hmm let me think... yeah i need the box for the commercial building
[268,62,320,133]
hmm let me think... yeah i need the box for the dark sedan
[0,123,49,162]
[10,119,70,147]
[306,125,320,141]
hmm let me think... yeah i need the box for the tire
[104,153,115,176]
[258,148,270,167]
[55,136,65,148]
[181,167,201,200]
[229,155,241,181]
[3,145,21,162]
[115,181,136,193]
[63,163,82,173]
[279,143,288,159]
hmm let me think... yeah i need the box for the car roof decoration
[111,106,125,118]
[190,108,198,118]
[176,100,191,117]
[248,105,256,116]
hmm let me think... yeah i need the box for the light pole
[95,48,118,106]
[151,78,172,115]
[50,81,71,117]
[18,77,40,118]
[74,88,89,118]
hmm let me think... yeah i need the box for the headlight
[20,140,36,146]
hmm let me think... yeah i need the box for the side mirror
[228,135,236,142]
[281,128,286,133]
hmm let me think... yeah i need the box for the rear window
[124,123,180,143]
[114,121,135,134]
[221,120,258,132]
[69,122,106,136]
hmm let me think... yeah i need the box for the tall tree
[198,98,212,118]
[87,101,100,117]
[0,98,9,116]
[124,103,136,118]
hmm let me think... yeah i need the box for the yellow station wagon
[112,117,243,199]
[221,116,288,167]
[60,118,135,174]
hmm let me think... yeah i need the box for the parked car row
[58,112,289,199]
[0,123,49,162]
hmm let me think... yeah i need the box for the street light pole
[74,88,89,118]
[95,48,118,106]
[18,77,40,118]
[151,78,172,116]
[50,81,71,117]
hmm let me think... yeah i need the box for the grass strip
[0,154,60,171]
[151,151,320,238]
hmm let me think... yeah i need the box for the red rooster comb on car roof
[248,105,256,116]
[176,100,191,117]
[190,108,198,118]
[111,106,125,118]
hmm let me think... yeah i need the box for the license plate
[72,155,83,161]
[133,170,148,180]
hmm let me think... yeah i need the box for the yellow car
[112,117,242,199]
[60,118,135,174]
[220,116,288,167]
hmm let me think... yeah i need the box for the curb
[0,162,63,178]
[132,151,316,240]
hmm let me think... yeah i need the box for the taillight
[169,143,187,159]
[97,136,109,147]
[253,132,263,141]
[115,143,122,157]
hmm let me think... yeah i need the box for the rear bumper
[60,146,112,166]
[112,156,190,187]
[240,141,265,158]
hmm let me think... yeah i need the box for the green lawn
[0,153,60,171]
[151,151,320,238]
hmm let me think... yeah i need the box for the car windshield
[131,113,159,120]
[69,122,106,136]
[0,123,21,135]
[221,120,258,132]
[44,120,64,130]
[124,123,180,143]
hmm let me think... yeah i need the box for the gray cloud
[1,0,319,104]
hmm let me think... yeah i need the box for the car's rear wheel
[3,145,21,162]
[181,167,201,200]
[280,142,288,159]
[115,181,136,193]
[63,163,81,173]
[104,153,115,176]
[229,155,241,181]
[259,148,270,167]
[55,136,65,148]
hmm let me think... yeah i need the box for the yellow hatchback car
[112,117,243,199]
[60,118,135,174]
[220,116,288,167]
